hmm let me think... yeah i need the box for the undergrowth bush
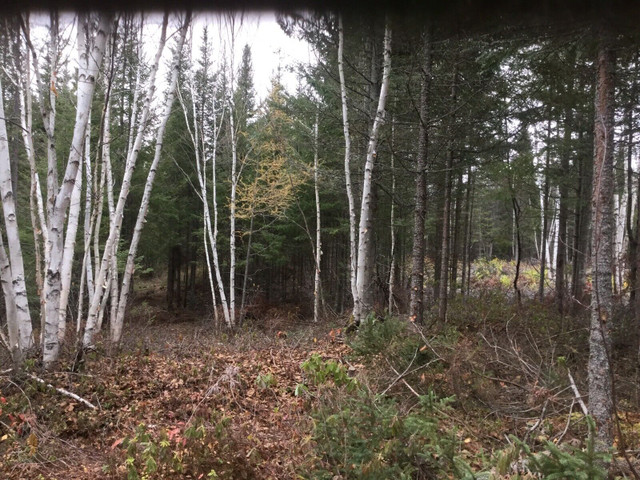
[300,354,475,479]
[120,414,254,479]
[349,314,406,356]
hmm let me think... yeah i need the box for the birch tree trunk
[111,13,191,345]
[17,19,49,342]
[210,93,230,326]
[57,154,83,343]
[588,31,615,454]
[388,116,396,316]
[353,21,392,324]
[0,74,33,353]
[43,13,111,367]
[313,111,322,323]
[539,119,552,300]
[338,16,359,311]
[83,13,169,349]
[0,232,19,362]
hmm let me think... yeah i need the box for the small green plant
[495,416,610,479]
[120,415,254,479]
[255,372,277,390]
[305,386,474,479]
[301,353,357,391]
[350,314,405,357]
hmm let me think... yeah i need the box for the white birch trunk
[57,154,83,343]
[43,13,111,367]
[83,14,169,348]
[83,115,95,302]
[210,92,229,325]
[0,233,18,359]
[0,75,33,353]
[313,111,322,323]
[18,33,48,344]
[178,70,231,327]
[388,116,396,316]
[103,102,120,337]
[353,22,392,324]
[338,16,359,311]
[229,104,238,327]
[110,14,191,345]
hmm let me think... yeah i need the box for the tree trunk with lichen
[588,31,615,455]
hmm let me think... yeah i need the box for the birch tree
[337,15,358,310]
[353,21,392,324]
[82,13,171,349]
[42,13,112,367]
[0,74,32,357]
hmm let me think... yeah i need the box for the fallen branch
[26,373,97,410]
[567,369,588,416]
[385,359,421,398]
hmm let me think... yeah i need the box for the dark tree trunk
[450,171,463,296]
[438,66,457,323]
[588,32,615,453]
[556,78,574,314]
[409,28,431,324]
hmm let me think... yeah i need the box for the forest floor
[3,279,640,479]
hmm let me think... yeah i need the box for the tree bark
[0,74,33,354]
[43,13,111,367]
[409,28,431,324]
[353,21,392,324]
[338,15,359,313]
[588,32,615,454]
[82,13,168,349]
[438,67,458,323]
[111,14,191,345]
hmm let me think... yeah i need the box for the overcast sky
[29,11,314,103]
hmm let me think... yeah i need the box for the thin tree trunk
[240,213,254,318]
[313,111,322,323]
[588,33,615,453]
[43,13,111,367]
[409,28,431,323]
[353,21,392,324]
[438,67,458,323]
[539,119,552,300]
[82,13,168,349]
[388,116,396,316]
[110,14,190,345]
[338,15,358,311]
[556,97,573,313]
[0,74,33,354]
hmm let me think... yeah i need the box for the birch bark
[83,13,169,348]
[111,14,191,344]
[0,74,33,353]
[353,22,392,324]
[313,111,322,323]
[337,16,358,311]
[43,13,111,367]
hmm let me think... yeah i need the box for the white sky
[29,11,314,102]
[191,11,314,101]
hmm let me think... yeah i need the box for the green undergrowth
[298,305,611,479]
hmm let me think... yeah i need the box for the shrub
[299,354,474,479]
[120,414,254,479]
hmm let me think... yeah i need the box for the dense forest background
[1,6,640,478]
